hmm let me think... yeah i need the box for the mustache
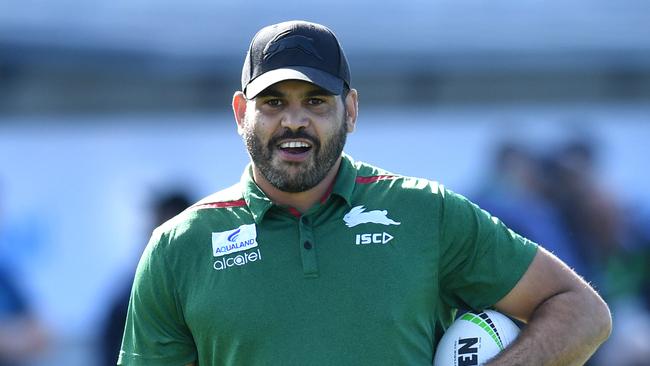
[268,129,320,149]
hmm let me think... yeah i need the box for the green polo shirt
[118,154,537,366]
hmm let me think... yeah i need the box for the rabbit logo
[343,206,401,228]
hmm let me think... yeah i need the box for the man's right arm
[119,229,197,365]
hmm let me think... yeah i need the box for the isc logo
[457,337,479,366]
[355,232,394,245]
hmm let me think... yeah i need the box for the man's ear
[232,91,248,135]
[344,89,358,133]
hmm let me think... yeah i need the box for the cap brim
[244,66,345,99]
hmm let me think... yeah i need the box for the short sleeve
[438,188,538,311]
[118,229,197,366]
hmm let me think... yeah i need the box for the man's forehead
[255,80,334,98]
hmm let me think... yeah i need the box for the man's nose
[280,105,310,130]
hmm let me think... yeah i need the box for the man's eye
[265,99,283,107]
[307,98,324,106]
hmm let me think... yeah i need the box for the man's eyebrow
[255,88,284,99]
[304,87,334,97]
[254,85,334,100]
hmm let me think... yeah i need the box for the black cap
[241,20,351,99]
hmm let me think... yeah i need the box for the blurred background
[1,1,649,365]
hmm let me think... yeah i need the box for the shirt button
[303,241,312,250]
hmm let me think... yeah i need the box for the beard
[243,116,347,193]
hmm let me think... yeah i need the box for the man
[118,21,611,365]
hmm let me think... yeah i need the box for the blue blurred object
[0,265,28,320]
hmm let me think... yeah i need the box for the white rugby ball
[433,310,520,366]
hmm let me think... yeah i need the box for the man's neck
[252,158,341,213]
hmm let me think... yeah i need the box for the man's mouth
[277,140,313,155]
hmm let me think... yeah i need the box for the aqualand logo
[212,224,258,257]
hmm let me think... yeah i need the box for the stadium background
[1,1,649,364]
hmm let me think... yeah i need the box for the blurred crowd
[0,188,193,366]
[1,137,649,365]
[473,138,650,365]
[97,191,192,366]
[0,194,48,366]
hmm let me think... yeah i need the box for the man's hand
[488,247,612,365]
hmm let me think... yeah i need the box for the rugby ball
[433,310,520,366]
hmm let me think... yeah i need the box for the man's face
[240,80,350,193]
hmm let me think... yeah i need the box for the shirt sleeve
[118,229,197,366]
[438,188,538,311]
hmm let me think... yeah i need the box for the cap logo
[263,34,323,61]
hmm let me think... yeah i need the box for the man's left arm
[488,246,612,365]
